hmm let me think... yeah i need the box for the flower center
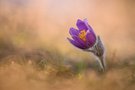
[79,30,87,41]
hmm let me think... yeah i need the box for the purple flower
[67,19,106,71]
[67,19,96,49]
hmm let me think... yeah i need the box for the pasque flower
[67,19,106,71]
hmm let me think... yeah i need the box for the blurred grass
[0,38,135,90]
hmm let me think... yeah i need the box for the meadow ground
[0,45,135,90]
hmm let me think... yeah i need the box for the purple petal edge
[69,27,79,36]
[76,19,88,31]
[86,32,96,47]
[71,35,88,49]
[67,38,84,49]
[83,19,96,35]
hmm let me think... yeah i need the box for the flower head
[67,19,96,49]
[67,19,106,71]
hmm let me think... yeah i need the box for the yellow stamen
[79,30,87,41]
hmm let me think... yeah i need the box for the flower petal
[76,19,88,31]
[72,35,89,49]
[83,19,96,35]
[86,32,96,47]
[67,38,85,49]
[69,27,79,36]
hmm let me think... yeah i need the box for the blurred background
[0,0,135,90]
[0,0,135,57]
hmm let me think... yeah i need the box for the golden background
[0,0,135,90]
